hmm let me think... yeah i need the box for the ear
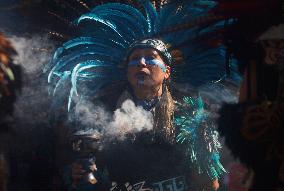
[164,65,171,80]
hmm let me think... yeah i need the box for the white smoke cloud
[7,35,56,125]
[74,101,112,135]
[9,35,54,75]
[199,83,239,104]
[74,99,154,141]
[198,82,239,119]
[107,99,153,138]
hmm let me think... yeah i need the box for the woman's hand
[212,178,220,191]
[71,162,86,188]
[71,161,98,188]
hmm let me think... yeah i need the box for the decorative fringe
[175,96,226,179]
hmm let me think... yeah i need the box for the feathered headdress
[46,0,238,110]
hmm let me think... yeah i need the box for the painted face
[263,40,284,65]
[127,48,170,89]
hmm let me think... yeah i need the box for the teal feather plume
[175,96,226,179]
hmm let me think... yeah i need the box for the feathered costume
[46,0,239,189]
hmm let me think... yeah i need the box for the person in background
[0,32,21,191]
[217,0,284,190]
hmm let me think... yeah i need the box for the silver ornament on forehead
[126,39,172,65]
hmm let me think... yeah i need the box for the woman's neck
[133,84,163,100]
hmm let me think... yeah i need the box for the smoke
[7,35,55,126]
[108,99,153,138]
[0,33,58,191]
[199,81,239,104]
[74,101,112,135]
[198,82,239,119]
[9,35,54,75]
[74,99,154,141]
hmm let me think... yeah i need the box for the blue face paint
[136,74,144,85]
[128,57,167,72]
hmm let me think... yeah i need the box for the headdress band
[126,39,172,65]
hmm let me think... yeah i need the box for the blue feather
[70,60,121,95]
[139,0,158,34]
[94,9,148,36]
[52,71,71,96]
[76,13,127,43]
[91,3,146,23]
[62,37,126,51]
[51,49,121,71]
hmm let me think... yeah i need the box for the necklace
[135,97,160,111]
